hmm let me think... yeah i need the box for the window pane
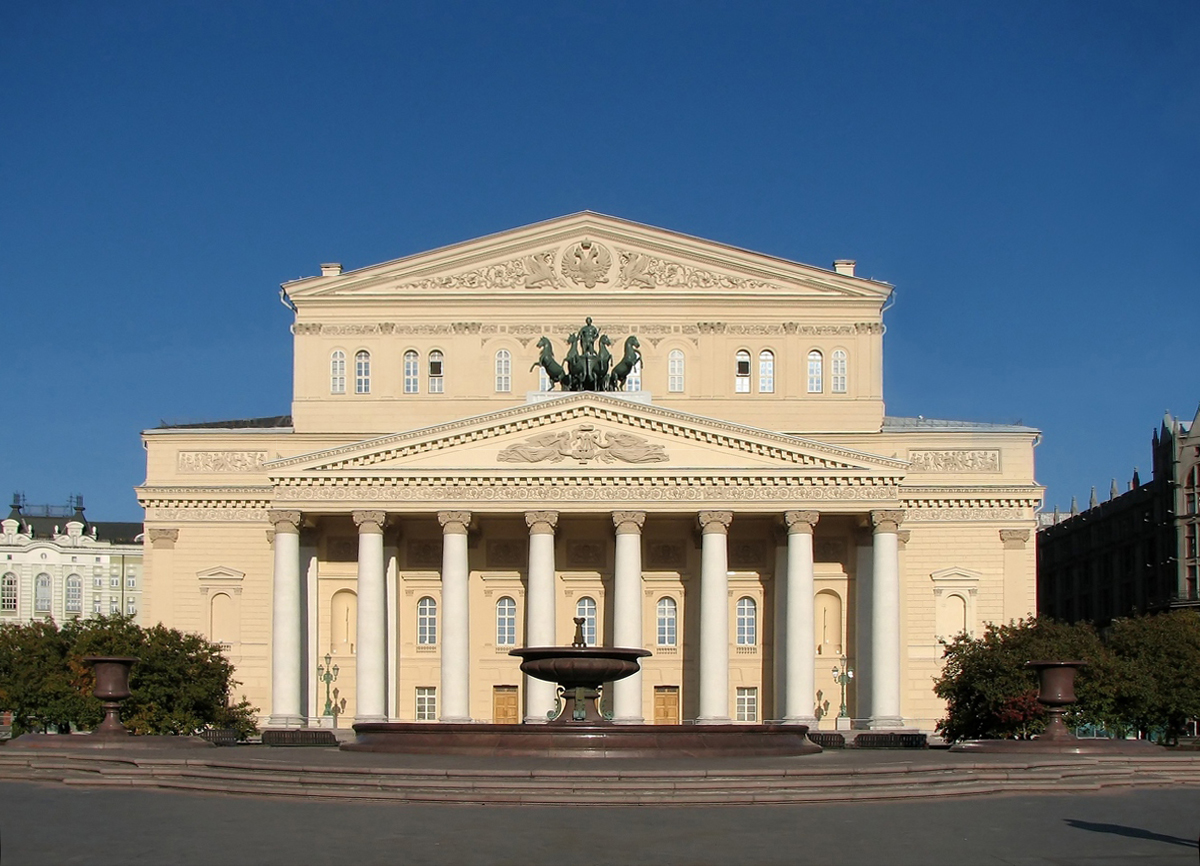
[668,350,684,393]
[66,575,82,613]
[355,350,371,394]
[807,351,823,393]
[656,597,677,646]
[736,597,757,645]
[758,350,774,393]
[403,350,419,394]
[1,572,17,611]
[735,350,750,393]
[428,350,444,393]
[495,350,511,393]
[35,574,51,612]
[576,597,597,646]
[832,350,847,393]
[736,687,758,722]
[624,360,641,392]
[496,596,517,646]
[416,687,437,721]
[330,350,346,394]
[417,597,437,645]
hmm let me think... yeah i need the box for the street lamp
[832,656,854,721]
[317,653,340,717]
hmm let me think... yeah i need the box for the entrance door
[493,685,519,724]
[654,686,680,725]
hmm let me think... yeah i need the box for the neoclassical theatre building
[138,213,1043,732]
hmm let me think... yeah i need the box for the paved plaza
[2,778,1198,866]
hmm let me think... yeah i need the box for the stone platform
[3,743,1200,805]
[345,721,822,758]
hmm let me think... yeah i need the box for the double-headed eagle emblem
[561,239,612,288]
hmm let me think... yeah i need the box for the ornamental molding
[905,508,1028,522]
[615,249,784,293]
[497,425,668,465]
[145,508,269,522]
[265,395,906,474]
[391,249,567,292]
[177,451,270,473]
[907,450,1001,473]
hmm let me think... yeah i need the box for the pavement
[1,779,1197,865]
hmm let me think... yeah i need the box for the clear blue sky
[3,1,1197,521]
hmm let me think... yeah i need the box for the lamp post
[317,653,340,718]
[832,656,854,727]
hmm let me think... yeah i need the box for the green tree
[934,618,1114,742]
[1106,610,1200,743]
[0,615,257,738]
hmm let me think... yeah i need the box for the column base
[355,715,387,725]
[695,717,732,725]
[868,715,905,729]
[439,716,472,724]
[612,717,646,726]
[835,716,853,731]
[266,714,304,728]
[782,716,818,728]
[523,715,551,725]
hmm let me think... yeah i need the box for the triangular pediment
[282,212,891,302]
[267,393,906,478]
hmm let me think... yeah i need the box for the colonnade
[265,507,905,729]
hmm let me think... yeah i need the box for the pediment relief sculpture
[497,424,668,465]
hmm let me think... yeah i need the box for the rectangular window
[93,597,102,615]
[110,575,120,588]
[428,352,444,394]
[126,597,137,615]
[94,575,104,588]
[736,687,758,722]
[127,576,137,589]
[415,687,437,721]
[109,598,119,614]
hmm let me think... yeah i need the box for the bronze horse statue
[532,336,569,390]
[607,335,641,391]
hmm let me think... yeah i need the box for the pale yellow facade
[138,213,1042,732]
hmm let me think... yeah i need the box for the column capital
[525,510,559,534]
[438,510,472,534]
[268,510,302,532]
[784,510,820,534]
[870,510,905,533]
[612,511,646,534]
[697,510,732,534]
[147,527,179,549]
[352,510,387,532]
[999,528,1030,549]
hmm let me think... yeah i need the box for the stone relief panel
[614,250,783,292]
[177,451,269,473]
[908,450,1002,473]
[486,539,527,569]
[146,508,268,522]
[815,538,847,562]
[729,540,767,569]
[566,541,606,568]
[905,508,1026,522]
[406,539,442,568]
[392,251,567,291]
[497,425,668,465]
[646,541,687,569]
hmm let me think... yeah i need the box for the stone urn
[84,656,139,736]
[1026,659,1086,741]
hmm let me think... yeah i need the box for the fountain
[346,619,821,758]
[951,659,1162,754]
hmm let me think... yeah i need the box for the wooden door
[493,685,519,724]
[653,686,680,725]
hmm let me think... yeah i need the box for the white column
[784,510,819,726]
[869,509,905,729]
[612,511,646,724]
[438,511,472,723]
[354,510,387,724]
[268,510,303,727]
[772,542,787,720]
[697,510,732,723]
[524,510,559,723]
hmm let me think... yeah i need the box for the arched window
[330,589,357,653]
[576,596,597,646]
[538,366,552,392]
[624,359,642,392]
[35,573,51,613]
[668,349,684,393]
[735,350,751,393]
[403,350,419,394]
[330,350,346,395]
[814,590,843,656]
[807,350,823,393]
[1,572,16,612]
[417,596,437,645]
[758,350,775,393]
[736,596,757,645]
[495,349,511,393]
[355,350,371,394]
[496,596,517,647]
[428,350,444,394]
[656,597,677,646]
[831,349,847,393]
[65,574,82,614]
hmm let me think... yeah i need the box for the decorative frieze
[906,508,1026,522]
[177,451,269,473]
[292,322,322,335]
[614,250,783,292]
[273,483,900,503]
[498,425,668,465]
[908,450,1001,473]
[147,508,268,522]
